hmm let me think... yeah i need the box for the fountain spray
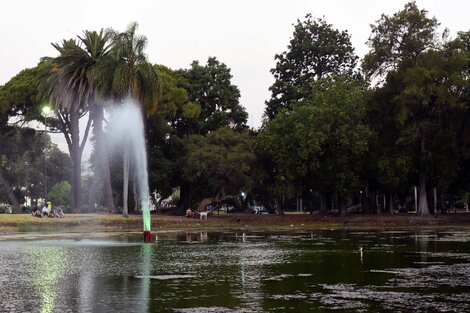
[106,99,152,242]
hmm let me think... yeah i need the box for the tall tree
[259,76,371,216]
[174,57,247,136]
[362,2,465,216]
[182,127,255,211]
[39,30,112,212]
[147,65,196,207]
[169,57,248,212]
[395,46,469,216]
[362,1,441,80]
[366,78,413,214]
[70,29,116,213]
[0,127,24,212]
[265,15,358,120]
[0,63,74,212]
[451,31,470,203]
[101,23,159,216]
[0,126,71,211]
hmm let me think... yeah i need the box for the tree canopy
[362,1,442,80]
[2,4,470,218]
[265,15,358,120]
[259,76,371,214]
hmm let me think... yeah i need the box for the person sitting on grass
[42,205,50,217]
[49,207,56,218]
[54,207,65,218]
[31,206,42,218]
[186,208,194,218]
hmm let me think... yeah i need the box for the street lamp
[41,104,52,205]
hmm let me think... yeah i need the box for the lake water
[0,229,469,312]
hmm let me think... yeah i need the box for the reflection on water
[30,247,69,313]
[1,229,470,312]
[181,231,209,243]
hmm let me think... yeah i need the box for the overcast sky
[1,0,469,153]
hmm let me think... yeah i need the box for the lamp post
[41,105,51,205]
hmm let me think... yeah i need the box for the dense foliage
[265,15,358,120]
[1,2,469,217]
[47,181,72,208]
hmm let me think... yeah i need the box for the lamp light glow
[42,105,52,115]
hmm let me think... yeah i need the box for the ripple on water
[311,283,470,312]
[174,307,257,313]
[264,274,294,281]
[433,231,470,242]
[413,261,446,265]
[425,251,470,260]
[310,288,368,311]
[271,294,308,300]
[1,229,470,312]
[135,274,196,280]
[387,263,470,288]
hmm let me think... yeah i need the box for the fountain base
[143,231,152,243]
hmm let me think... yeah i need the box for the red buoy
[143,231,152,243]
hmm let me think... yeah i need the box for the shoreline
[1,213,470,235]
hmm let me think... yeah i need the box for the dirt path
[1,212,470,234]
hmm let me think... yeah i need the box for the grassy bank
[1,212,470,234]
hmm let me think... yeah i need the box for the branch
[57,112,72,151]
[0,169,21,213]
[80,114,92,155]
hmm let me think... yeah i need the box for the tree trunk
[69,106,82,212]
[133,172,140,212]
[418,132,429,217]
[59,109,91,213]
[241,194,250,213]
[339,196,347,217]
[0,169,21,213]
[388,191,394,214]
[320,195,327,213]
[198,197,213,212]
[70,149,82,212]
[91,103,115,213]
[275,196,285,215]
[87,175,100,212]
[418,172,430,216]
[122,147,129,217]
[177,182,192,214]
[361,183,370,214]
[438,189,446,213]
[262,196,276,214]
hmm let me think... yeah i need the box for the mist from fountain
[106,99,151,232]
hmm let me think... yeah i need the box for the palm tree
[39,40,91,212]
[39,30,115,212]
[100,23,159,216]
[76,30,116,213]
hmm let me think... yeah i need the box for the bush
[47,181,71,207]
[170,194,180,205]
[0,203,12,214]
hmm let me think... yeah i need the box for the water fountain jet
[106,99,152,242]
